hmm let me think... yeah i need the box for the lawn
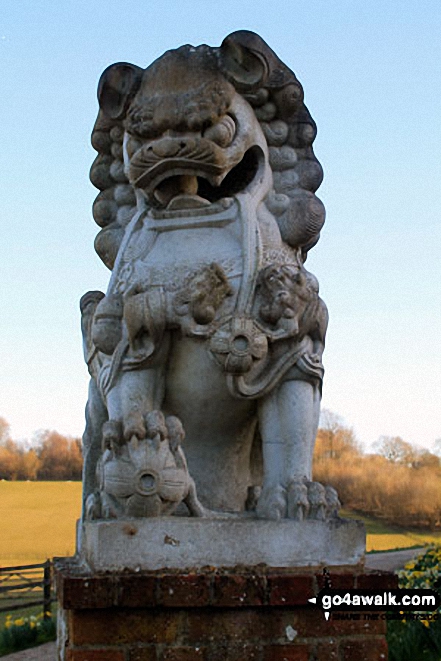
[342,509,441,552]
[0,481,82,568]
[0,483,440,567]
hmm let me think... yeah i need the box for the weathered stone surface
[79,517,365,571]
[80,30,334,527]
[74,30,367,580]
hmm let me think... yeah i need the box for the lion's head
[90,31,325,268]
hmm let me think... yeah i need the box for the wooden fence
[0,561,52,617]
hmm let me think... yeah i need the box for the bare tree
[319,409,346,460]
[0,417,11,446]
[373,436,415,465]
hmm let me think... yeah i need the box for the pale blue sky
[1,0,440,450]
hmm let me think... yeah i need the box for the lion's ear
[98,62,143,120]
[220,31,269,91]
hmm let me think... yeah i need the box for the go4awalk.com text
[308,588,440,621]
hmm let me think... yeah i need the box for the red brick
[290,608,386,637]
[213,574,265,607]
[187,607,289,643]
[356,571,398,591]
[315,572,356,591]
[186,609,263,643]
[70,608,184,645]
[313,638,339,660]
[61,576,117,609]
[333,612,386,635]
[67,650,125,661]
[117,574,158,607]
[341,636,388,660]
[60,573,159,609]
[129,646,158,661]
[204,643,263,660]
[262,644,309,661]
[186,608,299,643]
[159,574,211,607]
[268,574,314,606]
[161,647,206,660]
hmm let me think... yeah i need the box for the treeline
[1,412,441,530]
[313,410,441,529]
[0,418,82,481]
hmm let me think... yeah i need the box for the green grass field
[0,482,440,567]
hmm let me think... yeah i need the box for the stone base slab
[79,516,365,571]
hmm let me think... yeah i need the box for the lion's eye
[203,115,236,147]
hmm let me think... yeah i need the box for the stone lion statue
[81,30,333,521]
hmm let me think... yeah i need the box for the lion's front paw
[255,481,340,521]
[285,480,341,521]
[256,485,287,520]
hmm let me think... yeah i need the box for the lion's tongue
[153,174,211,210]
[166,194,211,210]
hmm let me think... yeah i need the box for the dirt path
[1,642,56,660]
[365,546,426,572]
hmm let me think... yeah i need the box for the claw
[287,480,309,521]
[256,485,287,520]
[123,411,146,441]
[305,481,327,520]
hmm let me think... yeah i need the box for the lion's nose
[151,137,181,158]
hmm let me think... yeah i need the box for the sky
[1,0,440,451]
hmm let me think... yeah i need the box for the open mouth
[137,147,262,211]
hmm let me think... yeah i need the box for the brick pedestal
[55,558,396,661]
